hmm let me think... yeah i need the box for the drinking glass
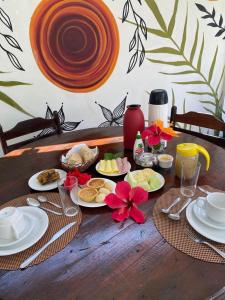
[57,176,78,217]
[180,161,201,197]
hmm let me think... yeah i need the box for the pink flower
[104,181,148,224]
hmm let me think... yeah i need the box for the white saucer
[193,203,225,230]
[124,170,165,192]
[0,207,49,256]
[96,162,131,177]
[70,178,116,208]
[186,201,225,244]
[28,169,67,191]
[0,213,34,247]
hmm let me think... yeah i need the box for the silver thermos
[148,89,168,127]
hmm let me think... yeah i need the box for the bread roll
[79,145,95,163]
[68,152,83,166]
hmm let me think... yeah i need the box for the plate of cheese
[96,157,131,177]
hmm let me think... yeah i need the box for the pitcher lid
[176,143,198,157]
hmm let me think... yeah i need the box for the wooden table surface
[0,127,225,300]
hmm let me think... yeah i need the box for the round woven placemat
[0,193,82,270]
[153,186,225,264]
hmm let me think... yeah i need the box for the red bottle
[123,105,145,150]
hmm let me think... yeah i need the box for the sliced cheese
[111,159,119,173]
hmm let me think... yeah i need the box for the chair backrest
[0,111,62,154]
[170,106,225,147]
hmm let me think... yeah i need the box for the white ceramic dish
[124,170,165,192]
[158,154,174,169]
[0,207,49,256]
[70,178,116,208]
[95,161,131,177]
[193,201,225,230]
[28,169,67,191]
[186,200,225,244]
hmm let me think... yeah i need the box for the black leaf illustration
[0,8,12,31]
[196,3,225,40]
[129,29,137,52]
[6,51,25,71]
[139,47,145,67]
[61,122,81,131]
[140,18,147,39]
[122,0,130,22]
[127,51,138,73]
[96,94,127,128]
[2,34,22,51]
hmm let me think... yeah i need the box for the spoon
[161,197,181,214]
[26,198,62,216]
[168,198,192,221]
[37,195,62,209]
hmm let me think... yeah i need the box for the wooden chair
[0,111,62,154]
[170,106,225,147]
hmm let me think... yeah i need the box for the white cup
[0,207,26,240]
[197,192,225,223]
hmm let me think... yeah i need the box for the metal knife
[20,221,76,269]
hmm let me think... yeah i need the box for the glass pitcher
[175,143,210,179]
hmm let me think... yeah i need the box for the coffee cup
[196,192,225,223]
[0,207,26,241]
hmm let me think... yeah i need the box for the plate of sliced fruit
[124,168,165,192]
[96,157,131,177]
[70,178,116,208]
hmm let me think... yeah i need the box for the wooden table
[0,127,225,300]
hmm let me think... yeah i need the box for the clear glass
[180,161,201,197]
[57,176,78,217]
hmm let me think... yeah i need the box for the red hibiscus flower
[142,120,178,146]
[67,169,92,185]
[64,176,77,191]
[104,181,148,224]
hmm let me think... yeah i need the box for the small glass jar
[135,152,158,168]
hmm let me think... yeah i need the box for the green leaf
[168,0,179,36]
[181,8,188,52]
[147,58,188,66]
[147,27,169,38]
[0,91,33,117]
[172,89,175,106]
[0,80,31,87]
[208,46,218,83]
[190,20,199,63]
[160,70,196,75]
[216,65,225,93]
[183,99,187,129]
[197,35,205,72]
[173,81,207,85]
[203,106,215,115]
[200,100,216,106]
[187,91,214,97]
[146,47,180,55]
[144,0,167,31]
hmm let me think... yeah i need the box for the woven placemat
[153,186,225,264]
[0,193,82,270]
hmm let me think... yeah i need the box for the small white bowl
[158,154,174,169]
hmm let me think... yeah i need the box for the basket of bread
[61,144,99,172]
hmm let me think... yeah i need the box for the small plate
[95,162,131,177]
[28,169,67,191]
[0,213,34,247]
[186,201,225,244]
[0,207,49,256]
[124,170,165,192]
[70,178,116,208]
[193,202,225,230]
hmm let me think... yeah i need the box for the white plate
[70,178,116,208]
[0,213,34,247]
[95,162,131,177]
[0,207,49,256]
[186,201,225,244]
[124,170,165,192]
[28,169,67,191]
[193,202,225,230]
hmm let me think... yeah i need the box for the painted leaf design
[58,105,65,124]
[219,15,223,27]
[187,91,214,97]
[208,46,218,83]
[195,4,208,14]
[6,51,25,71]
[160,70,196,76]
[190,20,199,63]
[113,96,127,119]
[99,121,111,128]
[147,28,168,38]
[114,116,124,126]
[140,18,147,39]
[215,29,224,37]
[2,35,22,51]
[139,47,145,66]
[181,9,188,52]
[0,80,30,87]
[0,91,32,117]
[122,0,129,23]
[129,29,137,52]
[127,51,138,73]
[145,0,167,31]
[45,105,53,119]
[216,66,225,93]
[61,122,81,131]
[168,0,178,36]
[147,47,180,55]
[148,59,188,66]
[0,8,12,31]
[97,104,113,122]
[197,36,205,72]
[37,128,56,138]
[173,81,207,85]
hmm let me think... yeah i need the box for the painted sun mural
[30,0,120,93]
